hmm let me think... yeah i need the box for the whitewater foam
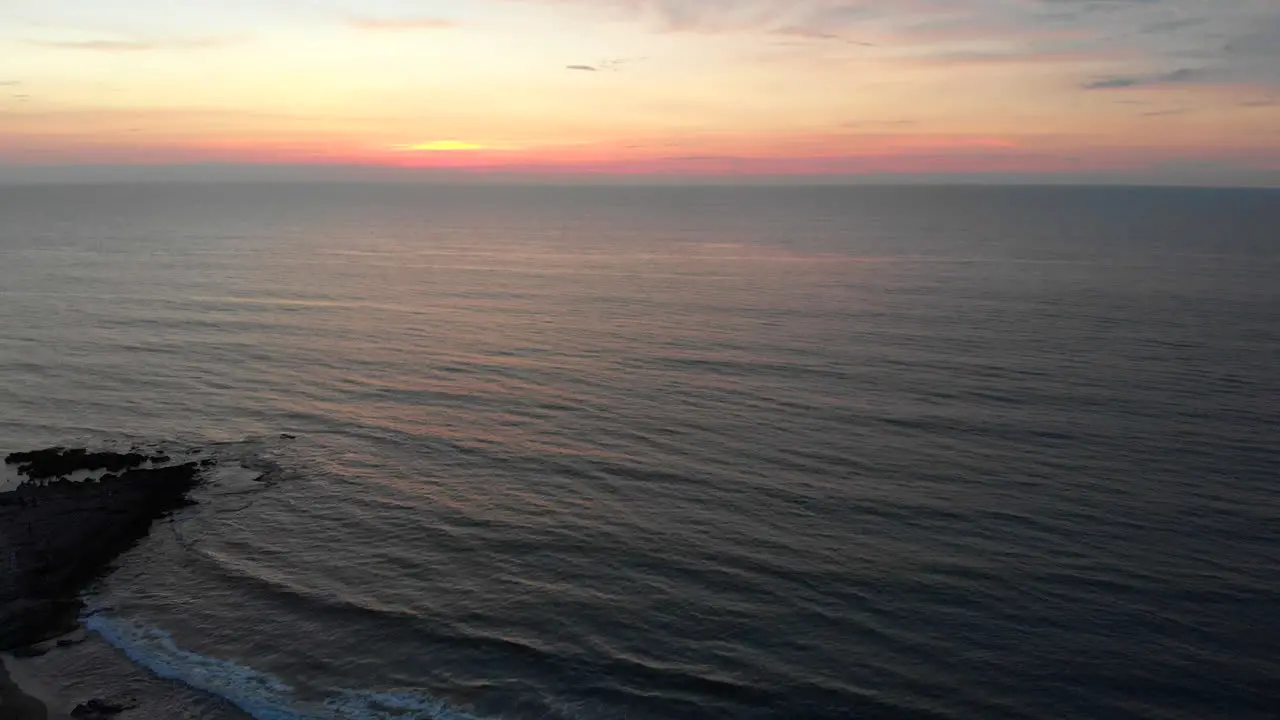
[85,613,484,720]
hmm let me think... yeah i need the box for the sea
[0,183,1276,720]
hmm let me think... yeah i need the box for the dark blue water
[1,185,1277,719]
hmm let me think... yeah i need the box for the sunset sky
[2,0,1279,184]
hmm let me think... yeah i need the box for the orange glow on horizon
[2,0,1277,184]
[393,141,490,152]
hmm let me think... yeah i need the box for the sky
[2,0,1279,184]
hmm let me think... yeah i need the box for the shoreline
[1,447,204,649]
[1,446,249,720]
[0,652,70,720]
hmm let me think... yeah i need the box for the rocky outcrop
[71,693,140,718]
[0,450,204,650]
[3,447,166,481]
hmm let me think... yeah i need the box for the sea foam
[85,613,482,720]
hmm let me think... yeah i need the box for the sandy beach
[0,653,69,720]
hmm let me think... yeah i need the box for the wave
[85,613,485,720]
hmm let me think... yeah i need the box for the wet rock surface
[70,693,140,718]
[0,449,205,650]
[3,448,159,482]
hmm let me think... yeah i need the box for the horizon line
[2,175,1277,190]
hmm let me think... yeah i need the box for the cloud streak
[566,57,646,72]
[32,40,157,52]
[515,0,1280,89]
[30,38,227,52]
[1083,68,1201,90]
[346,17,458,31]
[1140,108,1190,117]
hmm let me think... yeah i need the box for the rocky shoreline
[0,447,206,653]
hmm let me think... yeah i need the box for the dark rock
[71,694,139,718]
[10,644,48,658]
[148,454,170,463]
[54,629,89,647]
[0,451,204,650]
[4,448,150,481]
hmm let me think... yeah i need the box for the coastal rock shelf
[0,448,205,650]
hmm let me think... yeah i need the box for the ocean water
[0,184,1277,719]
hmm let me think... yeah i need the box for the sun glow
[4,0,1278,184]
